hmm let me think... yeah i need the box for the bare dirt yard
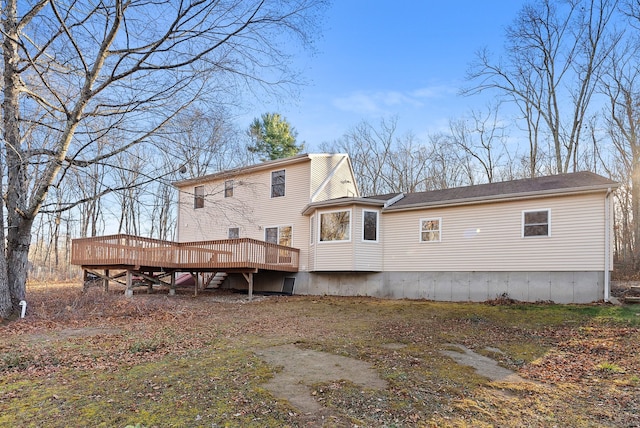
[1,282,639,427]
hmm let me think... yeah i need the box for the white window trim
[228,227,240,239]
[362,209,379,243]
[318,209,352,243]
[264,225,294,247]
[224,180,234,198]
[419,217,442,243]
[270,169,286,198]
[194,185,205,209]
[310,215,315,246]
[522,209,551,238]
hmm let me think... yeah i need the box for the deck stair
[205,272,228,289]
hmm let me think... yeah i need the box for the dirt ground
[1,283,639,427]
[256,341,532,420]
[256,344,387,414]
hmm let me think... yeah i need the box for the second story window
[224,180,234,198]
[271,169,285,197]
[194,186,205,209]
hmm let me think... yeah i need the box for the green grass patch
[0,346,296,428]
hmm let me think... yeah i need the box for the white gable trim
[310,155,348,202]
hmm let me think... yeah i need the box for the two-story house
[172,153,618,304]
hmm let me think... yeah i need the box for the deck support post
[103,269,109,292]
[194,272,202,296]
[125,270,133,297]
[169,272,176,296]
[243,272,253,301]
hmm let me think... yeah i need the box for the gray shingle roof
[372,171,617,211]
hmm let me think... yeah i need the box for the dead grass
[0,283,639,427]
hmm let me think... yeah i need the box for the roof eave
[302,197,387,215]
[172,153,312,187]
[382,184,618,212]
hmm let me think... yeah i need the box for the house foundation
[287,271,605,304]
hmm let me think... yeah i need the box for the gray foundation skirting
[291,271,605,304]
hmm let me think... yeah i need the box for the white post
[604,188,612,302]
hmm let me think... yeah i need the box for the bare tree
[0,0,327,318]
[465,0,620,174]
[449,105,508,184]
[600,41,640,268]
[328,118,397,196]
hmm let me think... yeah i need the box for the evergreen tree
[248,113,304,160]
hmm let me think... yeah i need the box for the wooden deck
[71,234,299,272]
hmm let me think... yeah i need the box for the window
[265,225,293,263]
[362,210,379,242]
[265,225,292,246]
[228,227,239,239]
[224,180,234,198]
[320,210,351,242]
[271,169,285,197]
[310,215,315,245]
[194,186,204,209]
[420,218,441,242]
[523,209,550,237]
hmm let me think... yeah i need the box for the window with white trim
[522,209,550,237]
[228,227,239,239]
[224,180,234,198]
[362,210,379,242]
[265,225,293,264]
[265,225,292,246]
[271,169,285,197]
[310,215,315,245]
[194,186,204,209]
[320,210,351,242]
[420,218,441,242]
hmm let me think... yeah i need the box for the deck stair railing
[71,234,299,272]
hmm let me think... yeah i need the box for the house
[174,153,618,304]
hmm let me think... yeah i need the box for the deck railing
[71,234,299,272]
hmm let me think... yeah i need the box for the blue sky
[242,1,525,148]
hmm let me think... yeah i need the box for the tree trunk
[6,221,33,310]
[1,0,20,317]
[632,151,640,271]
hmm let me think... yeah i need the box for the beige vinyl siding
[311,205,383,271]
[354,207,383,271]
[309,154,358,201]
[314,242,355,270]
[177,160,312,270]
[313,206,354,270]
[382,193,607,272]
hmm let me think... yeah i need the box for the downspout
[604,187,612,302]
